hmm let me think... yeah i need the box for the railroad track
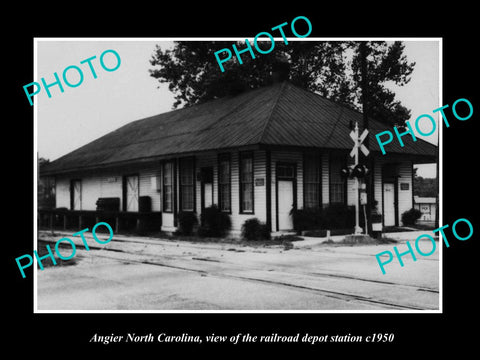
[38,236,439,311]
[86,250,437,311]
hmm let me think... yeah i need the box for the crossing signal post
[349,121,370,235]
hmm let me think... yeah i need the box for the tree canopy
[149,40,415,125]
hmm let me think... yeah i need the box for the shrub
[290,208,322,232]
[322,204,356,229]
[291,205,357,232]
[401,208,422,226]
[371,213,383,224]
[177,211,198,235]
[241,218,270,240]
[198,205,231,237]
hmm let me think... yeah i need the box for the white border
[33,37,443,314]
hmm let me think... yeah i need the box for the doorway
[278,180,294,230]
[276,163,296,231]
[200,167,214,211]
[383,182,396,226]
[124,175,139,212]
[70,179,82,210]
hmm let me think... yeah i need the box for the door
[201,167,214,210]
[125,175,139,212]
[71,180,82,210]
[383,183,395,226]
[278,180,294,230]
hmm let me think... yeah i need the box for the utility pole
[359,41,373,235]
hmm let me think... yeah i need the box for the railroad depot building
[39,81,437,234]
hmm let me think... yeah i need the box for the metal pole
[354,122,362,235]
[355,177,361,234]
[359,42,373,235]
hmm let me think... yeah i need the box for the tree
[149,41,352,109]
[350,41,415,126]
[414,175,438,197]
[38,157,55,209]
[149,41,415,126]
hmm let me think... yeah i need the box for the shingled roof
[41,81,437,175]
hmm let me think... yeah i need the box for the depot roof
[41,81,437,175]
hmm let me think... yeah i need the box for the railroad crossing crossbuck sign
[350,123,369,163]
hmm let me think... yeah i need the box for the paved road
[35,231,440,311]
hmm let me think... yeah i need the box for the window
[240,153,253,213]
[163,161,173,212]
[277,164,295,178]
[218,154,231,212]
[179,157,195,211]
[304,154,320,209]
[329,154,345,204]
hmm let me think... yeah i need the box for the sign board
[255,178,265,186]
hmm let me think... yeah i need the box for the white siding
[54,165,162,212]
[230,151,241,228]
[346,177,356,206]
[99,176,122,206]
[373,156,384,214]
[254,150,267,224]
[81,177,101,210]
[397,160,413,225]
[139,165,162,212]
[321,152,329,206]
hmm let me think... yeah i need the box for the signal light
[352,164,369,178]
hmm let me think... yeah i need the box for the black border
[7,5,479,355]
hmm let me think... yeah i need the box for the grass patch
[317,236,398,247]
[272,234,304,242]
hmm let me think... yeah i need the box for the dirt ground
[35,230,440,311]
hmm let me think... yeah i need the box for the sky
[36,38,440,177]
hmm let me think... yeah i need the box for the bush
[291,205,356,232]
[241,218,270,240]
[322,204,356,229]
[401,208,422,226]
[198,205,231,237]
[176,211,198,235]
[290,208,322,232]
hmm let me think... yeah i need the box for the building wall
[51,150,417,234]
[230,149,267,232]
[373,156,413,226]
[321,152,329,207]
[373,156,385,215]
[415,202,436,221]
[161,149,269,233]
[397,160,413,225]
[54,165,162,212]
[138,164,162,212]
